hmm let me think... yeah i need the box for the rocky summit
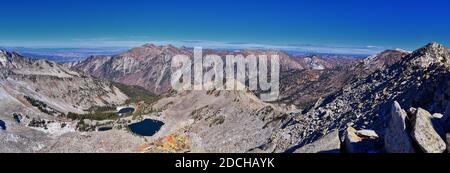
[2,42,450,153]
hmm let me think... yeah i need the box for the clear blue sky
[1,0,450,52]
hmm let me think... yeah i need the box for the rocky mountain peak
[140,44,178,51]
[0,50,24,67]
[142,43,158,49]
[360,49,408,74]
[394,48,411,53]
[419,42,449,56]
[406,42,450,68]
[365,49,408,62]
[425,41,446,49]
[120,44,187,61]
[162,44,177,49]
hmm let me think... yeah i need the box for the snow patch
[394,48,412,53]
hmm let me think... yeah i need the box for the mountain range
[1,42,450,153]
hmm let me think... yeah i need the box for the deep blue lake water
[128,119,164,136]
[118,107,135,115]
[0,120,6,130]
[98,127,113,131]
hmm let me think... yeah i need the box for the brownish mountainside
[279,49,408,108]
[66,44,358,95]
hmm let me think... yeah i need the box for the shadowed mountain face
[65,44,358,95]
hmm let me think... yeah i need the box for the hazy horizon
[1,0,449,55]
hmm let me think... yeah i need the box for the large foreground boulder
[384,101,415,153]
[410,108,446,153]
[344,127,380,153]
[356,130,379,139]
[295,130,340,153]
[344,127,363,153]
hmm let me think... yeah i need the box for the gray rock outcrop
[344,127,380,153]
[295,130,340,153]
[410,108,446,153]
[385,101,415,153]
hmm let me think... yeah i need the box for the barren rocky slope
[279,49,408,108]
[0,50,128,116]
[0,50,132,152]
[268,42,450,153]
[128,80,289,153]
